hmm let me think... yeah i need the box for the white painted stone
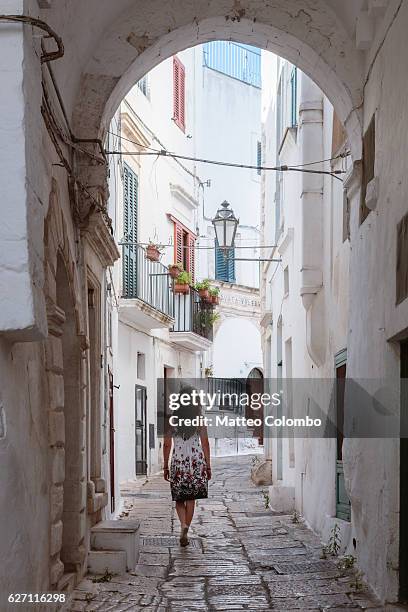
[87,550,127,575]
[268,485,295,513]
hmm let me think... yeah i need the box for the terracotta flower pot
[211,295,219,305]
[174,283,190,294]
[146,244,161,262]
[198,288,209,300]
[168,265,181,279]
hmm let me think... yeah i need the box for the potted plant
[174,270,192,294]
[195,278,211,300]
[204,365,213,377]
[168,262,183,279]
[209,286,220,305]
[146,241,162,262]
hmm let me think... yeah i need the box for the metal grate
[142,536,202,550]
[272,560,336,574]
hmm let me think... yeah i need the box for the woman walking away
[163,388,211,546]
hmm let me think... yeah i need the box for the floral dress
[170,430,208,501]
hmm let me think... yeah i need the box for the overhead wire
[105,132,347,181]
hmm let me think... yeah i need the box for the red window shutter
[173,56,185,131]
[179,62,185,130]
[174,223,183,265]
[188,234,195,283]
[173,58,180,124]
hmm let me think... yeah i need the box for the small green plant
[325,523,341,557]
[204,365,213,377]
[292,509,300,524]
[350,569,364,591]
[208,287,220,297]
[195,279,211,291]
[176,270,192,285]
[92,568,114,583]
[261,489,270,509]
[85,593,95,603]
[338,554,355,570]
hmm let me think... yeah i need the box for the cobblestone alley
[65,456,387,611]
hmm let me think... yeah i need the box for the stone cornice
[82,211,120,268]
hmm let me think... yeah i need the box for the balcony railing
[173,287,214,341]
[122,244,174,318]
[203,41,261,88]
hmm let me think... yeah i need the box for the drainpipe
[298,74,325,367]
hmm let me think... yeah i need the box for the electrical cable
[0,14,63,62]
[105,144,345,181]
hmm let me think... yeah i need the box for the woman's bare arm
[199,426,212,479]
[163,434,172,480]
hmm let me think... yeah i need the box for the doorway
[135,385,147,476]
[108,368,115,513]
[335,349,351,521]
[399,340,408,601]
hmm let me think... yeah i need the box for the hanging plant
[209,286,220,305]
[168,262,184,279]
[174,270,192,294]
[146,241,162,262]
[195,278,211,300]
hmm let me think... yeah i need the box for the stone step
[87,550,127,576]
[90,520,140,571]
[57,572,76,592]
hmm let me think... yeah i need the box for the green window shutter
[123,164,138,297]
[215,241,235,282]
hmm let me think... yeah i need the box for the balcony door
[135,385,147,476]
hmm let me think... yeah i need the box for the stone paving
[67,456,386,611]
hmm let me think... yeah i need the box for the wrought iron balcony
[170,287,214,350]
[120,244,174,329]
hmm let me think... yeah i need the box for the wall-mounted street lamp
[212,200,239,250]
[211,200,281,263]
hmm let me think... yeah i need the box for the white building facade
[259,53,353,548]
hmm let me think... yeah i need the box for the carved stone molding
[81,210,120,268]
[46,299,66,337]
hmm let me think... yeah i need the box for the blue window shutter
[215,241,235,282]
[123,164,138,297]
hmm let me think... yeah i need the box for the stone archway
[44,180,87,588]
[67,2,363,160]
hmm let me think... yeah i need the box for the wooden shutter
[188,234,195,283]
[123,164,138,297]
[174,222,183,265]
[173,56,185,131]
[215,241,235,282]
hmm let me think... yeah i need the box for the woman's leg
[185,500,195,527]
[175,501,187,527]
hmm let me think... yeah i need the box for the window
[342,190,350,243]
[360,115,375,225]
[173,217,195,282]
[215,241,235,283]
[290,67,297,127]
[397,212,408,305]
[137,74,150,99]
[257,140,262,175]
[137,352,146,380]
[122,164,138,297]
[173,56,185,131]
